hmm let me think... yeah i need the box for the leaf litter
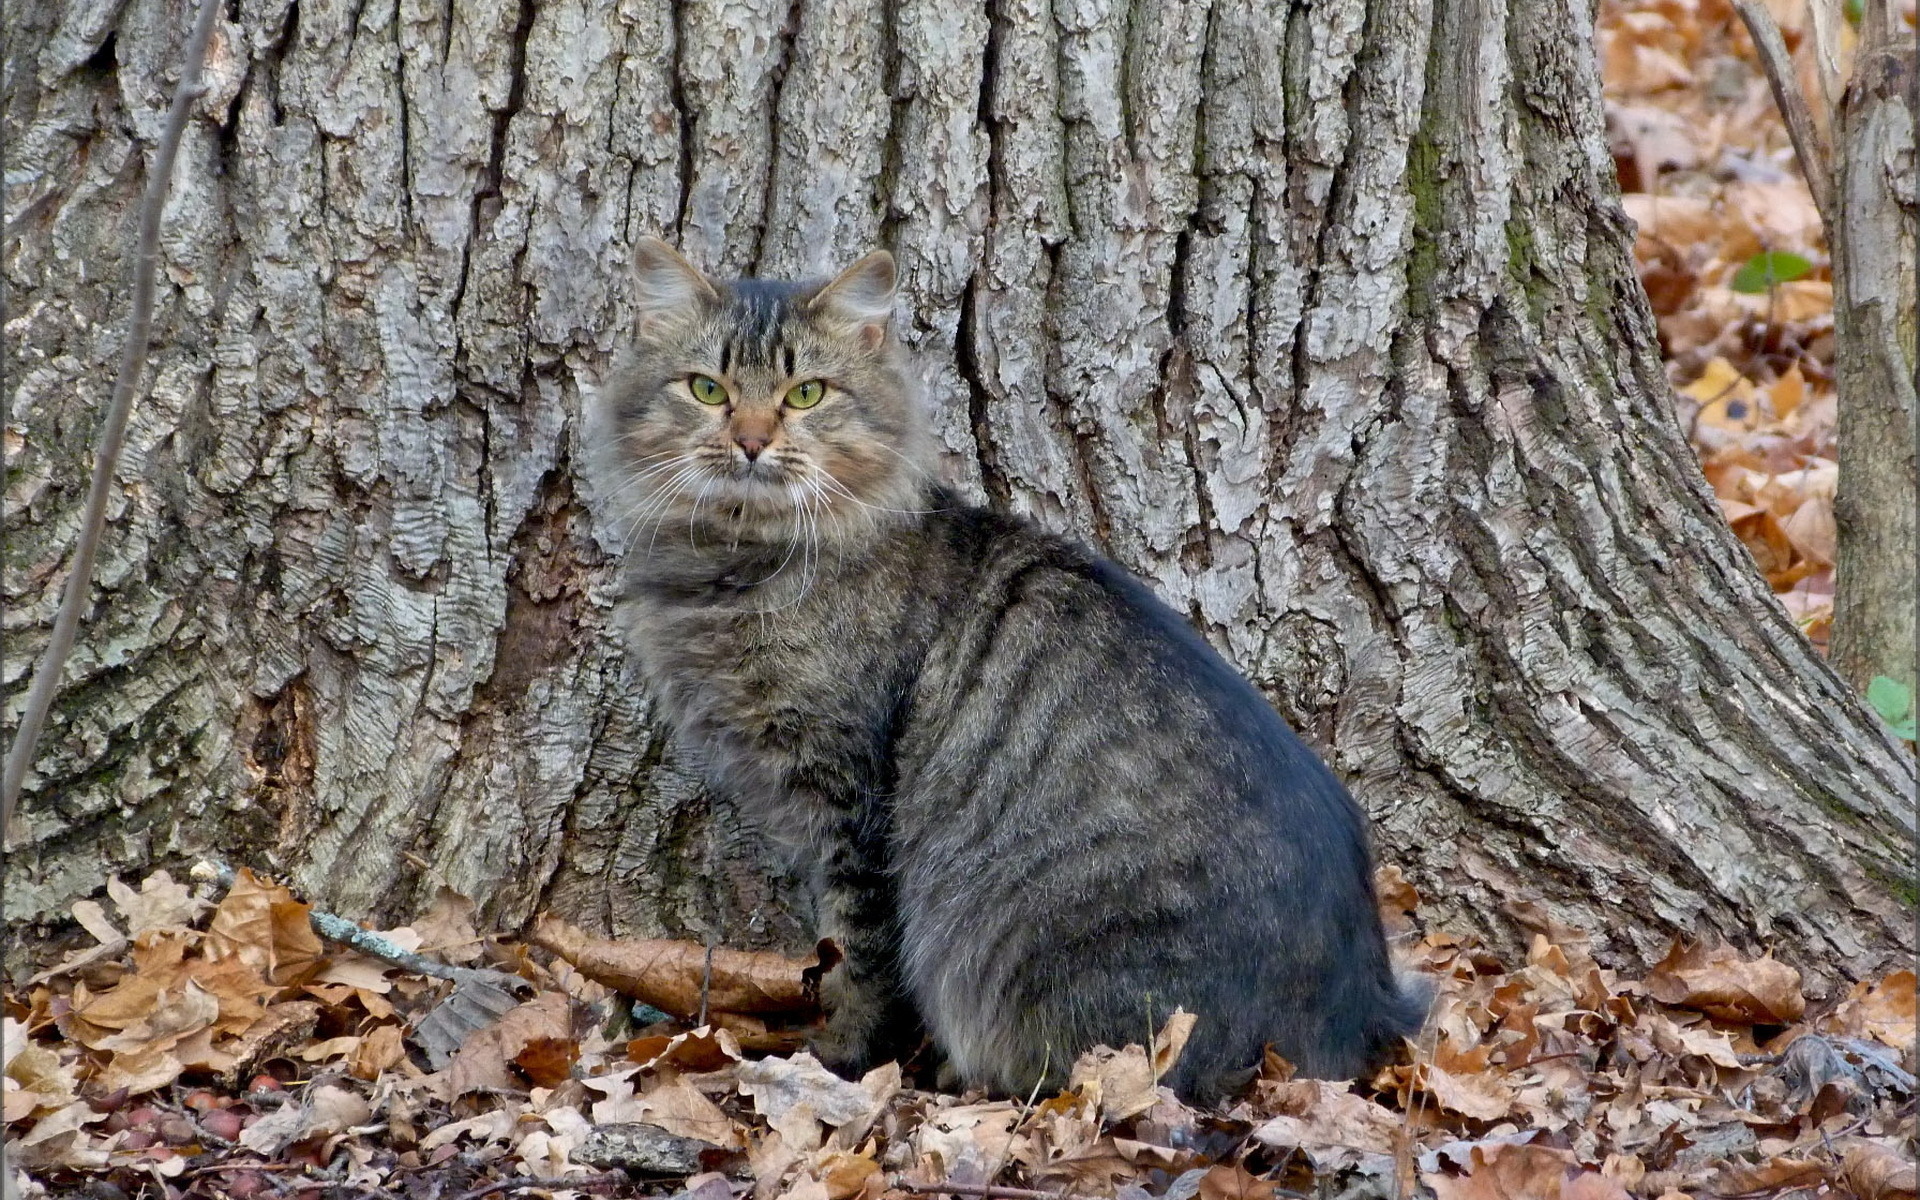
[7,866,1912,1199]
[1604,0,1918,651]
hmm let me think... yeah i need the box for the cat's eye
[785,380,826,409]
[689,374,728,405]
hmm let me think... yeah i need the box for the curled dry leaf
[1067,1009,1195,1122]
[1838,1138,1919,1200]
[1825,970,1918,1051]
[736,1051,880,1151]
[1644,940,1805,1022]
[204,868,327,986]
[1424,1141,1631,1200]
[1251,1079,1401,1173]
[630,1024,746,1073]
[530,914,832,1020]
[442,990,577,1097]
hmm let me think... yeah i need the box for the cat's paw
[807,1023,876,1077]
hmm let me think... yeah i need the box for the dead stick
[0,0,225,828]
[1732,0,1836,225]
[453,1171,630,1200]
[893,1183,1074,1200]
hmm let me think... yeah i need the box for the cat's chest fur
[619,547,920,855]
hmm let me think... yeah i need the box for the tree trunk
[1827,30,1917,701]
[5,0,1913,990]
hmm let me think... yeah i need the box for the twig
[1731,0,1836,225]
[0,0,225,831]
[192,860,532,994]
[452,1171,629,1200]
[892,1182,1074,1200]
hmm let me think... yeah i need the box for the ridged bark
[1827,37,1917,701]
[5,0,1913,989]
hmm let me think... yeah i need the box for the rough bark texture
[5,0,1914,988]
[1827,37,1917,700]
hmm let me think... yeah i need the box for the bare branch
[1733,0,1837,227]
[1,0,226,830]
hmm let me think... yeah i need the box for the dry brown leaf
[1252,1079,1401,1172]
[1196,1163,1277,1200]
[1825,970,1917,1051]
[814,1150,885,1200]
[630,1025,745,1073]
[107,872,210,935]
[1645,941,1806,1022]
[1839,1138,1918,1200]
[633,1071,743,1147]
[1426,1142,1630,1200]
[443,990,576,1096]
[204,868,327,986]
[530,914,831,1019]
[1067,1009,1195,1123]
[348,1023,407,1080]
[407,887,485,965]
[3,1020,76,1121]
[736,1051,877,1151]
[1710,1154,1830,1194]
[513,1035,581,1088]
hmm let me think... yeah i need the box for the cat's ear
[810,250,896,349]
[632,236,718,333]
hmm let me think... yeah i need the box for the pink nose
[735,434,768,460]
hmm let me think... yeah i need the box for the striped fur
[588,241,1426,1099]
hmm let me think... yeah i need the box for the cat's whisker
[809,463,937,518]
[687,476,718,549]
[604,456,706,529]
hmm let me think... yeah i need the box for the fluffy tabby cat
[589,238,1426,1100]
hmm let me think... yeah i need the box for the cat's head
[594,238,932,550]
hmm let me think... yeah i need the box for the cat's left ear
[810,250,896,349]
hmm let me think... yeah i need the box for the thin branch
[892,1182,1076,1200]
[1732,0,1837,227]
[0,0,225,830]
[452,1172,630,1200]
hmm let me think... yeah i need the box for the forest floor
[7,0,1918,1198]
[1606,0,1890,653]
[5,865,1914,1200]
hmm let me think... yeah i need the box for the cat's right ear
[632,236,719,334]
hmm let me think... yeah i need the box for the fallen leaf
[107,872,210,936]
[736,1052,875,1151]
[1644,941,1806,1022]
[204,869,326,986]
[443,991,576,1097]
[530,915,828,1020]
[1826,971,1917,1051]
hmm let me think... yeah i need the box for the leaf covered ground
[1605,0,1915,650]
[7,866,1915,1200]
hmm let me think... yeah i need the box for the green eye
[785,380,825,409]
[689,374,727,405]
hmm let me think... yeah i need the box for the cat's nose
[735,434,769,461]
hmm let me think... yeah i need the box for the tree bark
[5,0,1913,989]
[1827,34,1917,700]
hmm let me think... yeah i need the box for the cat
[587,237,1428,1100]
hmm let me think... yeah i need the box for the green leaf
[1891,718,1917,741]
[1730,251,1814,294]
[1844,0,1864,25]
[1866,675,1913,723]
